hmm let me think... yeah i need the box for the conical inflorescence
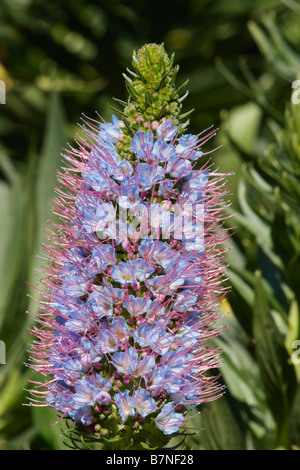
[27,43,231,450]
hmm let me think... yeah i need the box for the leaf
[248,18,300,81]
[101,435,123,444]
[271,191,300,296]
[140,441,158,450]
[201,389,246,450]
[212,312,276,445]
[253,271,297,446]
[27,90,67,307]
[288,384,300,449]
[31,406,66,450]
[35,89,67,253]
[0,154,26,332]
[224,102,263,155]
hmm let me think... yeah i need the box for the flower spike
[27,43,232,450]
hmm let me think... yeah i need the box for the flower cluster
[28,44,230,449]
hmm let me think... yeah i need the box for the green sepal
[172,78,189,100]
[144,44,153,66]
[140,441,159,450]
[101,435,123,444]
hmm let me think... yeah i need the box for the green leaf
[201,390,246,450]
[224,102,263,155]
[248,18,300,81]
[288,384,300,449]
[35,90,67,250]
[101,435,123,444]
[253,271,297,447]
[0,154,26,331]
[140,441,158,450]
[31,406,66,450]
[27,90,67,307]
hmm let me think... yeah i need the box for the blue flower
[131,354,156,377]
[157,179,174,196]
[114,389,135,421]
[114,388,157,421]
[99,115,122,144]
[111,259,154,284]
[151,139,176,162]
[173,290,198,312]
[139,239,180,269]
[130,130,154,159]
[111,348,139,374]
[131,388,157,417]
[87,245,114,276]
[82,167,113,192]
[133,323,174,355]
[58,266,90,298]
[136,162,164,190]
[166,156,192,178]
[123,295,152,316]
[68,405,95,425]
[111,317,131,340]
[155,403,184,435]
[92,141,121,173]
[113,159,134,181]
[156,120,177,141]
[71,375,112,407]
[98,329,119,354]
[79,337,103,364]
[116,185,140,209]
[176,134,203,161]
[181,171,209,203]
[89,289,114,318]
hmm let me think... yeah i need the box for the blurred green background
[0,0,300,450]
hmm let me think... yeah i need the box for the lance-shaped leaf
[253,271,297,447]
[200,387,246,450]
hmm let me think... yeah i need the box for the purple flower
[151,139,177,162]
[71,375,112,407]
[28,51,229,447]
[114,389,135,421]
[89,289,114,318]
[123,295,152,316]
[111,347,139,374]
[99,115,122,144]
[155,403,185,435]
[133,323,174,355]
[131,388,157,417]
[98,329,119,354]
[156,120,177,141]
[111,259,154,285]
[136,163,164,190]
[130,130,154,159]
[114,388,157,422]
